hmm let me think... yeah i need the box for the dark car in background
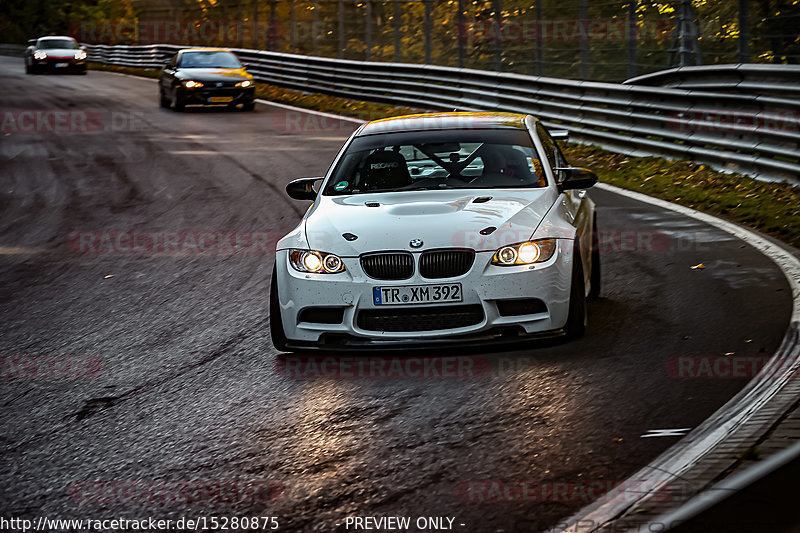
[24,36,87,74]
[158,49,255,112]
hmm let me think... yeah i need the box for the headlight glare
[303,251,322,272]
[236,80,252,88]
[517,242,540,263]
[34,51,47,60]
[184,80,203,88]
[492,239,557,266]
[74,50,87,60]
[290,250,345,274]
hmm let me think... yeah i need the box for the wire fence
[62,0,799,83]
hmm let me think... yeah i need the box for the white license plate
[373,283,462,306]
[55,63,68,68]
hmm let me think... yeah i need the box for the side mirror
[556,168,598,191]
[286,177,323,201]
[550,130,569,141]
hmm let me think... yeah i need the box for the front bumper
[33,58,86,71]
[274,241,575,348]
[179,86,254,106]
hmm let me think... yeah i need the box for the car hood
[39,48,79,58]
[303,189,558,256]
[176,68,251,82]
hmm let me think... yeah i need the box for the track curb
[552,183,800,532]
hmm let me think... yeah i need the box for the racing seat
[360,148,412,191]
[478,145,537,186]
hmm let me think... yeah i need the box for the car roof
[357,112,532,136]
[179,48,233,53]
[38,36,76,41]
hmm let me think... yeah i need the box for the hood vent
[473,196,493,203]
[342,233,358,241]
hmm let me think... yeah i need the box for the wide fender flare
[276,224,309,252]
[529,199,578,244]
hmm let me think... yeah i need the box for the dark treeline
[3,0,798,81]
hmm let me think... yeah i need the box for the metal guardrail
[625,64,800,98]
[647,440,800,532]
[28,43,800,182]
[0,44,26,57]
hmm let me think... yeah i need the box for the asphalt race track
[0,55,793,532]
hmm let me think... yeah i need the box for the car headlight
[74,50,87,60]
[33,51,47,60]
[290,250,346,274]
[491,239,558,266]
[183,80,203,88]
[236,80,252,88]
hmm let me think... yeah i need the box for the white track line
[96,70,157,82]
[555,182,800,532]
[254,99,364,124]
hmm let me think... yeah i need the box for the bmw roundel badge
[410,239,423,248]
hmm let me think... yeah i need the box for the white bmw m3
[270,112,600,351]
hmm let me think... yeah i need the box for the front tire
[242,101,255,112]
[270,266,290,352]
[159,87,170,108]
[173,90,185,112]
[564,243,587,339]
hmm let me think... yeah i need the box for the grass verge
[564,145,800,248]
[89,62,800,249]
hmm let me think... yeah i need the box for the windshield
[323,129,547,195]
[179,51,242,69]
[39,39,78,49]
